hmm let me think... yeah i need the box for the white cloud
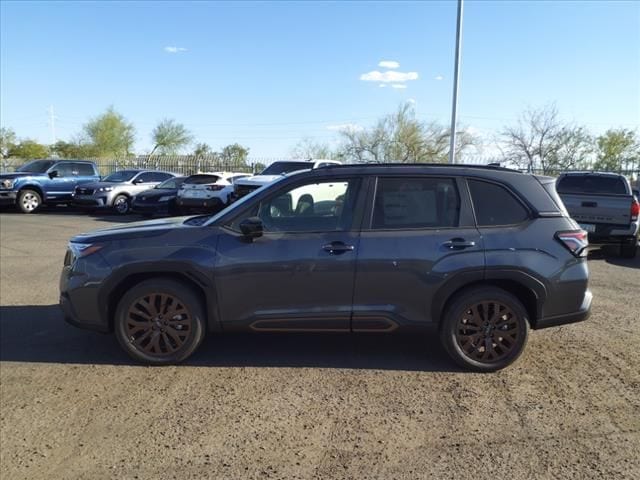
[391,84,407,89]
[326,123,363,132]
[434,74,444,81]
[378,60,400,69]
[379,84,387,88]
[360,70,419,83]
[164,46,188,54]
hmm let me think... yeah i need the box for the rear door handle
[322,241,355,255]
[442,238,476,250]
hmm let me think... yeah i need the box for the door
[352,176,484,331]
[214,177,364,331]
[73,162,100,188]
[45,162,77,201]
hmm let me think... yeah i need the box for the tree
[150,119,193,155]
[593,129,639,172]
[219,143,249,169]
[500,104,593,173]
[51,137,98,159]
[84,107,136,157]
[290,138,337,159]
[8,139,49,159]
[193,142,212,157]
[337,102,478,163]
[1,127,17,159]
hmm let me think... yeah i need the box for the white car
[232,159,341,200]
[176,171,250,213]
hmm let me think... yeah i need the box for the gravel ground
[1,209,638,480]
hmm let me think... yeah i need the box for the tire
[114,279,206,365]
[17,189,42,214]
[113,194,131,215]
[620,241,637,259]
[439,286,529,372]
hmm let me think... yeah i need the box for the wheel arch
[432,270,547,328]
[18,184,45,198]
[103,269,219,333]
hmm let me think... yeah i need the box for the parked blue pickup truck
[0,159,100,213]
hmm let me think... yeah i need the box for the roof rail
[322,162,521,172]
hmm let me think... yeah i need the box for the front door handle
[322,241,355,255]
[442,238,476,250]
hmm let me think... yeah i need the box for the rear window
[372,177,460,229]
[261,162,312,175]
[468,179,529,226]
[557,175,627,195]
[184,174,220,185]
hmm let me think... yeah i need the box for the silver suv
[73,169,175,214]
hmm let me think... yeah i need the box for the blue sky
[1,0,639,158]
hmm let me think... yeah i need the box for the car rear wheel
[113,194,131,214]
[440,287,529,372]
[17,189,42,213]
[114,279,206,365]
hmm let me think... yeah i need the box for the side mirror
[239,217,263,239]
[48,170,59,179]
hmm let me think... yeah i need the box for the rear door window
[557,175,627,195]
[468,179,529,226]
[73,163,96,176]
[372,177,460,229]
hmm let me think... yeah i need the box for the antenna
[48,105,56,144]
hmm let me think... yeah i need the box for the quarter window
[372,177,460,229]
[468,179,529,226]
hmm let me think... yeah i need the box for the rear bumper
[535,290,592,329]
[585,221,639,244]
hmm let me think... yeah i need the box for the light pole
[448,0,464,164]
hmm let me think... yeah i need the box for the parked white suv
[177,172,250,213]
[232,159,341,200]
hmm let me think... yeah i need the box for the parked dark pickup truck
[557,172,639,258]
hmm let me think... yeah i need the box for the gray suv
[59,164,591,371]
[73,169,175,214]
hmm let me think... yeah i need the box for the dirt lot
[0,209,638,480]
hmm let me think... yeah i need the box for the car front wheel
[17,189,42,213]
[114,279,206,365]
[440,286,529,372]
[113,194,131,214]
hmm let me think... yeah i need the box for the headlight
[98,186,114,192]
[158,196,172,202]
[68,242,103,260]
[1,179,14,189]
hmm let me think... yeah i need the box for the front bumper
[0,190,17,205]
[73,194,112,208]
[535,290,592,329]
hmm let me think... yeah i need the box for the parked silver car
[73,169,176,214]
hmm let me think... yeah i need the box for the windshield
[16,160,56,173]
[155,177,184,189]
[261,161,312,175]
[102,170,138,183]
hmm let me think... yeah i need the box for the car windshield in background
[16,160,56,173]
[156,177,184,189]
[184,174,220,185]
[102,170,138,183]
[261,162,312,175]
[557,176,627,195]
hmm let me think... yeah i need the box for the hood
[77,181,129,190]
[0,172,38,180]
[71,216,194,243]
[235,175,282,186]
[135,188,177,199]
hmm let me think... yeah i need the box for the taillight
[207,185,224,191]
[631,199,639,221]
[556,230,589,257]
